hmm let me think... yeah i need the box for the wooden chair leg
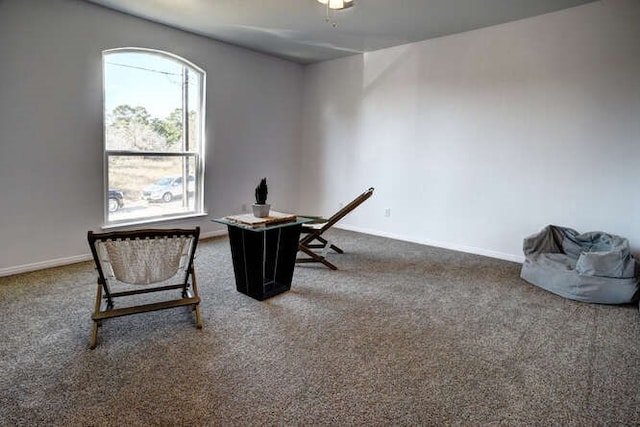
[194,305,203,329]
[298,244,338,270]
[90,322,99,350]
[329,244,343,253]
[90,284,102,349]
[190,269,203,329]
[316,236,344,253]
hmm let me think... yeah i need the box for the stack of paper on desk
[224,211,297,227]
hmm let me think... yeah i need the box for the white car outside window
[141,175,195,203]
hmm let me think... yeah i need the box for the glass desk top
[212,215,313,232]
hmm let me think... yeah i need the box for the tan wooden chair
[87,227,202,348]
[297,187,374,270]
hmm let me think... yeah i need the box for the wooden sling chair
[87,227,202,349]
[297,187,374,270]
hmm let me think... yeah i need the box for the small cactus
[254,178,268,204]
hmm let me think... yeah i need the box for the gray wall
[2,0,639,275]
[300,0,640,261]
[0,0,303,274]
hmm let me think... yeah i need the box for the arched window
[103,48,205,225]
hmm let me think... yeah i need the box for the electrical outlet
[385,208,391,217]
[241,203,247,212]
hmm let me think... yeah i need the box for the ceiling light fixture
[317,0,353,27]
[317,0,354,10]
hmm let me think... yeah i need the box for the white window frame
[102,47,206,227]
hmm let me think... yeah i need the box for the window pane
[104,52,201,153]
[107,155,197,223]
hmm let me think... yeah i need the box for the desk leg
[227,224,302,301]
[268,225,302,291]
[228,225,262,300]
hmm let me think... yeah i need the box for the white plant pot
[252,203,271,218]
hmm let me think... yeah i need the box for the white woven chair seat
[98,236,192,285]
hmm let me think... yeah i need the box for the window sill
[102,211,208,230]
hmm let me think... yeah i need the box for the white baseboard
[0,254,94,278]
[0,229,228,278]
[336,223,525,264]
[0,227,523,278]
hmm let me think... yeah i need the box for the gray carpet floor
[1,229,639,426]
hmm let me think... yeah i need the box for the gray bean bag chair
[520,225,638,304]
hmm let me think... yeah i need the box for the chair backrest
[319,187,374,232]
[88,228,200,286]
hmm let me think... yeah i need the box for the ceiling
[86,0,596,65]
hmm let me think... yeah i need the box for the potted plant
[252,177,270,218]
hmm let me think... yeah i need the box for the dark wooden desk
[212,216,312,301]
